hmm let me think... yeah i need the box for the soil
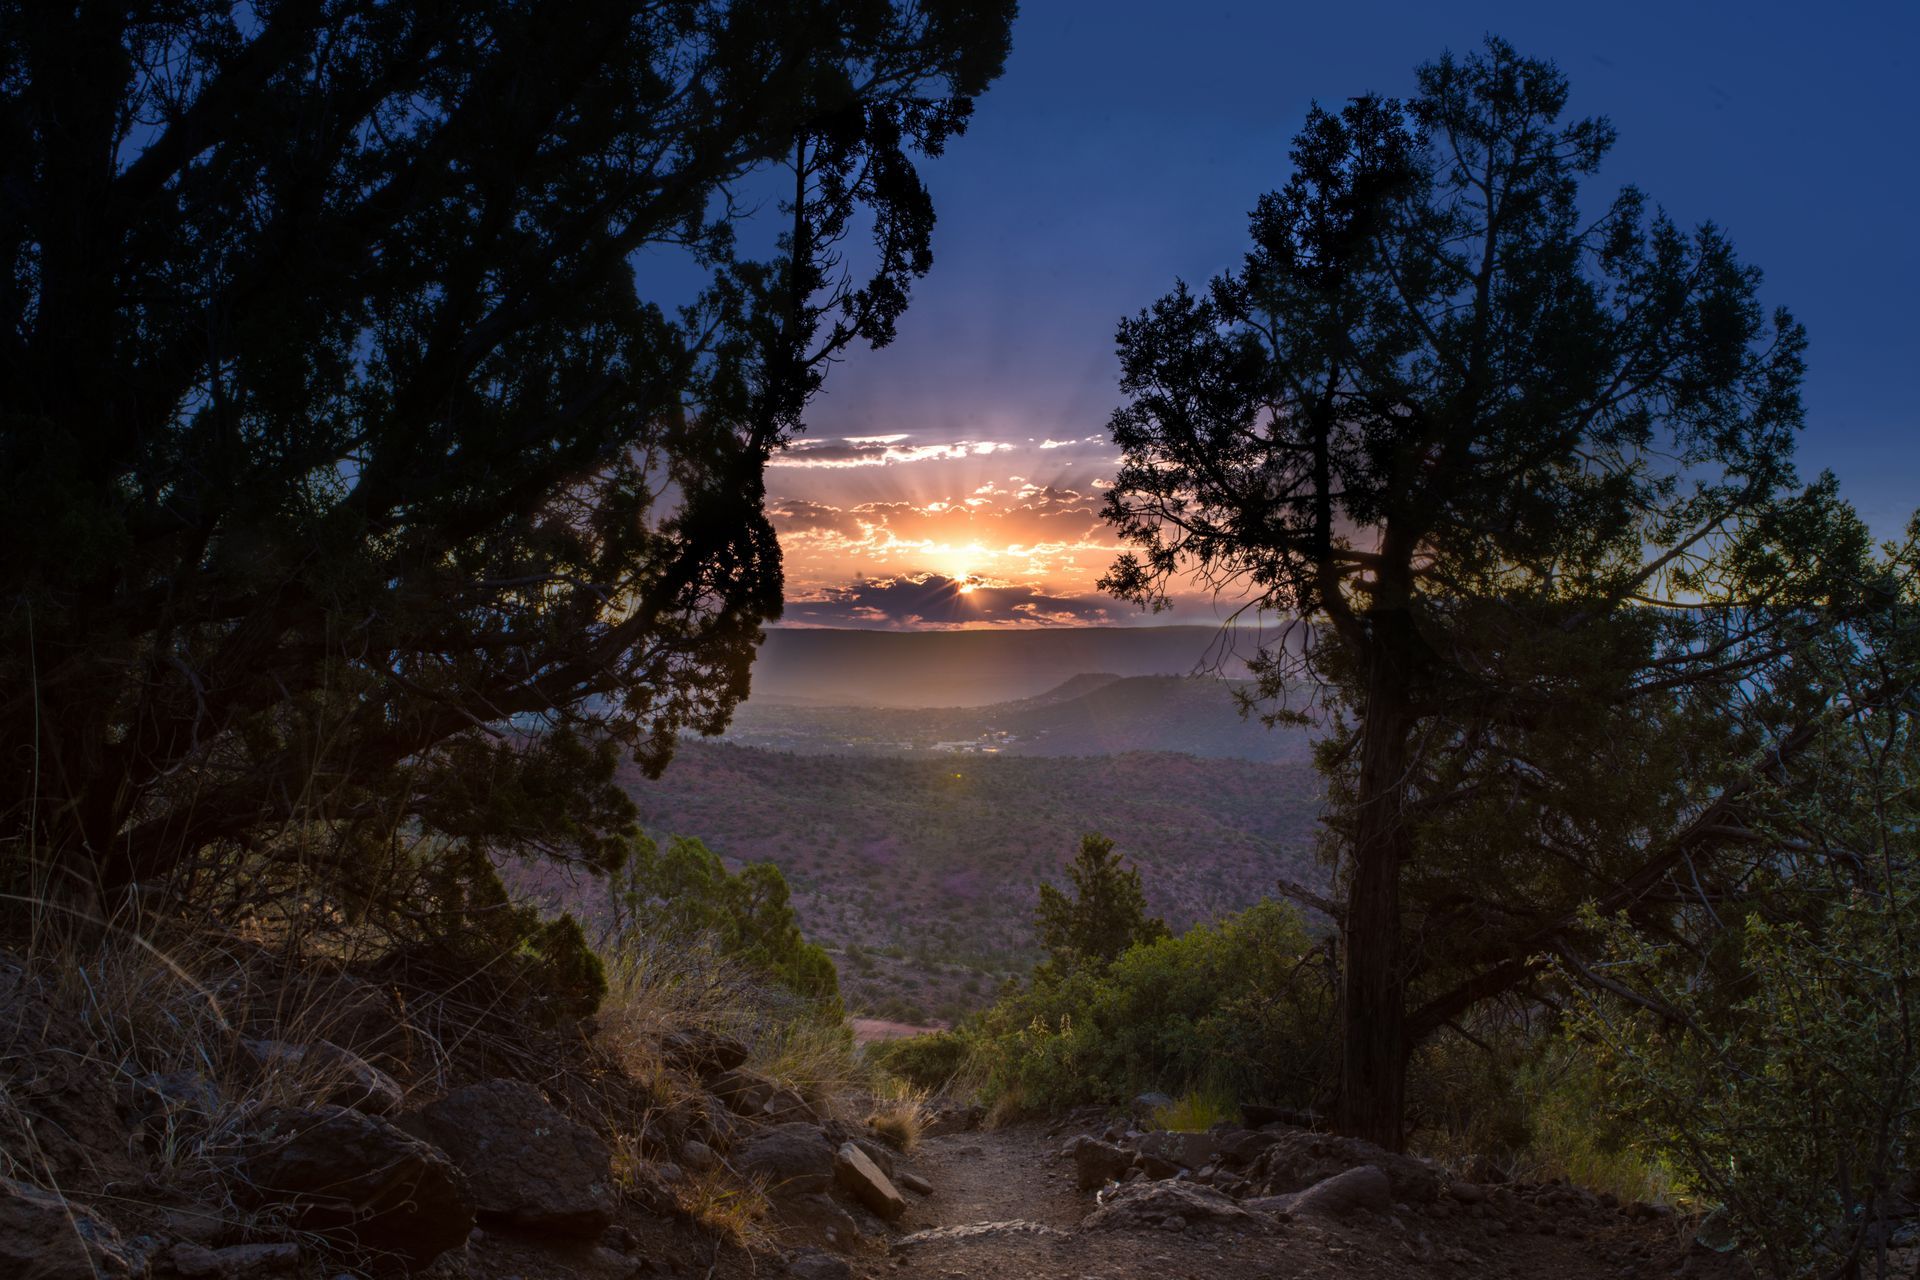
[850,1124,1744,1280]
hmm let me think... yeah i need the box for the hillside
[724,673,1318,763]
[748,625,1259,706]
[506,741,1326,1024]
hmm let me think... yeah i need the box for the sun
[944,542,992,587]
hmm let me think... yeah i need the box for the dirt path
[868,1124,1713,1280]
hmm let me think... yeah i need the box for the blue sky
[761,2,1918,626]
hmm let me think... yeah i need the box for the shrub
[611,834,842,1021]
[869,1030,972,1090]
[967,898,1334,1112]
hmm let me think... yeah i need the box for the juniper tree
[1100,37,1867,1147]
[0,2,1014,909]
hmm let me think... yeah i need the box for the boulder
[681,1139,720,1173]
[406,1079,614,1237]
[1072,1139,1131,1191]
[833,1142,906,1221]
[709,1067,777,1116]
[735,1123,836,1196]
[1217,1128,1286,1168]
[661,1028,751,1077]
[1137,1129,1223,1172]
[240,1106,472,1266]
[0,1178,144,1280]
[897,1170,933,1197]
[1249,1165,1392,1220]
[241,1039,404,1116]
[1246,1130,1444,1204]
[768,1191,862,1251]
[1082,1180,1262,1232]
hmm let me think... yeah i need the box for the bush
[965,898,1333,1112]
[869,1030,972,1090]
[611,834,843,1021]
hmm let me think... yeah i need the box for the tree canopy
[1035,832,1169,978]
[0,1,1015,905]
[1100,36,1875,1146]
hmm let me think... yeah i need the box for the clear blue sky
[798,0,1918,545]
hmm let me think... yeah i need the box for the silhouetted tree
[0,2,1014,904]
[1100,37,1869,1147]
[1035,833,1169,977]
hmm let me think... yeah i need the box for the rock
[661,1028,750,1077]
[919,1100,984,1137]
[241,1039,404,1116]
[1217,1128,1286,1168]
[1449,1179,1487,1205]
[709,1067,777,1116]
[170,1241,302,1277]
[1138,1152,1183,1180]
[1245,1129,1444,1204]
[834,1142,906,1220]
[735,1123,836,1196]
[896,1221,1068,1247]
[786,1248,852,1280]
[0,1178,143,1280]
[1072,1139,1131,1191]
[897,1170,933,1196]
[769,1192,862,1250]
[1082,1180,1262,1232]
[240,1106,472,1266]
[1250,1164,1392,1220]
[1137,1129,1223,1171]
[850,1136,894,1179]
[681,1139,719,1173]
[406,1079,614,1237]
[1131,1091,1175,1117]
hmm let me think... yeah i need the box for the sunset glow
[767,428,1145,629]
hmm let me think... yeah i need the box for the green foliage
[1559,574,1920,1277]
[1034,834,1169,977]
[1151,1088,1236,1133]
[615,835,843,1021]
[521,914,608,1027]
[868,1030,972,1090]
[967,899,1332,1112]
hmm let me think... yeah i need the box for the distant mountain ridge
[749,625,1255,707]
[722,671,1315,763]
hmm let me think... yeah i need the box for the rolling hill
[504,740,1327,1023]
[747,625,1260,707]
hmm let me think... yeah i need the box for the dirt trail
[871,1124,1710,1280]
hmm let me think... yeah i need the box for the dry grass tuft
[865,1076,929,1152]
[674,1167,771,1249]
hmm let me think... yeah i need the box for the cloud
[782,574,1119,629]
[770,436,1016,468]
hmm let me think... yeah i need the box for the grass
[1150,1087,1235,1132]
[865,1076,930,1151]
[673,1167,771,1249]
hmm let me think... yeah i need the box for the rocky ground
[1,941,1766,1280]
[821,1107,1753,1280]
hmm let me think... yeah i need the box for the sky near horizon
[762,2,1919,630]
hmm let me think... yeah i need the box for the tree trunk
[1335,608,1417,1150]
